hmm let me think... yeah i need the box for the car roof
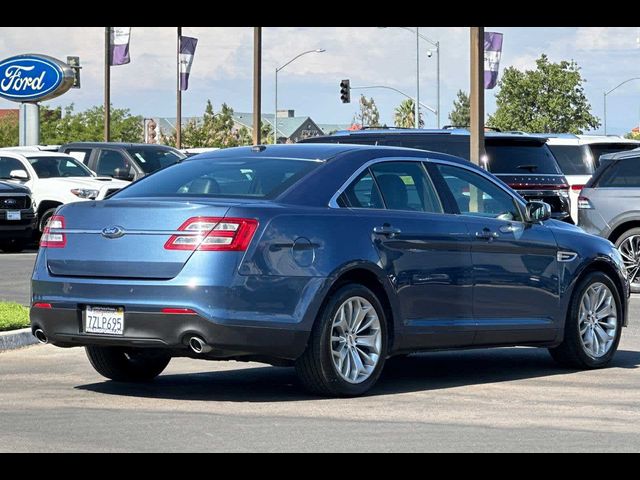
[61,142,177,148]
[598,147,640,163]
[0,150,74,159]
[184,142,481,169]
[532,134,640,146]
[315,128,548,145]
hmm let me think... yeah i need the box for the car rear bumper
[30,306,309,360]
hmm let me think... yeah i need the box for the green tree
[39,104,143,144]
[163,100,274,148]
[394,99,424,128]
[0,116,18,147]
[448,90,470,127]
[353,95,381,127]
[488,54,600,134]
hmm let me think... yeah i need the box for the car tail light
[571,184,585,192]
[164,217,258,252]
[578,196,593,209]
[40,216,66,248]
[32,302,52,309]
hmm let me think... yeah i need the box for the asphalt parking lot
[0,249,38,305]
[0,251,639,452]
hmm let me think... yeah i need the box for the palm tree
[394,99,424,128]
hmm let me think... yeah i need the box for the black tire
[38,208,57,233]
[295,284,388,397]
[614,227,640,293]
[0,239,27,253]
[548,271,623,369]
[85,346,171,382]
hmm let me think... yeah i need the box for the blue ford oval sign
[0,54,74,103]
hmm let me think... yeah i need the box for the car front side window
[434,163,523,222]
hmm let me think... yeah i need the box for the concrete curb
[0,328,39,352]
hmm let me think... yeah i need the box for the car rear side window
[589,144,640,169]
[341,170,384,209]
[114,157,322,200]
[370,162,443,213]
[435,164,522,221]
[594,158,640,188]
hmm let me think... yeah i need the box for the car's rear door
[340,159,474,349]
[429,160,561,345]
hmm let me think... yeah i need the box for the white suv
[0,151,130,232]
[539,135,640,223]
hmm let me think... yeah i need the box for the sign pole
[177,27,182,149]
[104,27,111,142]
[253,27,262,145]
[469,26,485,166]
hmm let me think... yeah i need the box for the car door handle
[373,226,402,238]
[475,230,499,240]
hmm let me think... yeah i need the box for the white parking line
[0,252,38,257]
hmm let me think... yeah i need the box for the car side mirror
[526,201,551,223]
[9,169,28,181]
[113,168,134,181]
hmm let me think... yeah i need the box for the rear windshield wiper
[516,164,538,173]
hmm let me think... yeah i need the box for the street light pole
[603,77,640,135]
[274,49,325,144]
[379,27,441,127]
[351,85,436,114]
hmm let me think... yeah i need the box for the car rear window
[485,141,562,175]
[589,144,639,169]
[113,157,322,199]
[126,147,186,174]
[547,145,594,175]
[593,157,640,188]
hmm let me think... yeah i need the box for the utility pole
[104,27,111,142]
[415,27,420,129]
[253,27,262,145]
[469,27,485,167]
[177,27,182,149]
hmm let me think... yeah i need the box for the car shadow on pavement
[76,347,640,402]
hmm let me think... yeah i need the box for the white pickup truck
[0,150,130,232]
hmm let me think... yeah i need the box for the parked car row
[0,143,186,252]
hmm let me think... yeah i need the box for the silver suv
[579,148,640,291]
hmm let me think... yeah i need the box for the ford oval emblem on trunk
[102,226,125,239]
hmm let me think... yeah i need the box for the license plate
[6,211,20,221]
[85,306,125,335]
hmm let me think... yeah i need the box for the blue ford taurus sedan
[31,144,630,396]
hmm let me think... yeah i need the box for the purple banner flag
[179,36,198,91]
[110,27,131,66]
[484,32,503,89]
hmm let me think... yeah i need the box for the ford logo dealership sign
[0,54,74,103]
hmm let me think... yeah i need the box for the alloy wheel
[578,282,618,358]
[618,235,640,287]
[330,296,382,384]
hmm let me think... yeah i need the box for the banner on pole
[110,27,131,66]
[179,36,198,91]
[484,32,503,89]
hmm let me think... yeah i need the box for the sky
[1,27,639,135]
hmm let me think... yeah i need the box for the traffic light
[67,56,81,89]
[340,79,350,104]
[145,119,158,144]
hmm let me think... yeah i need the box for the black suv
[59,143,186,182]
[300,129,572,222]
[0,180,37,252]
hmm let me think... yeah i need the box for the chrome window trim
[329,157,527,214]
[0,193,30,197]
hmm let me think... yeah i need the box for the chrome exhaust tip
[34,329,48,344]
[189,336,212,354]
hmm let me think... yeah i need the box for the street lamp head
[315,49,326,53]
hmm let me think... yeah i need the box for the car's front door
[341,160,475,349]
[430,161,561,345]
